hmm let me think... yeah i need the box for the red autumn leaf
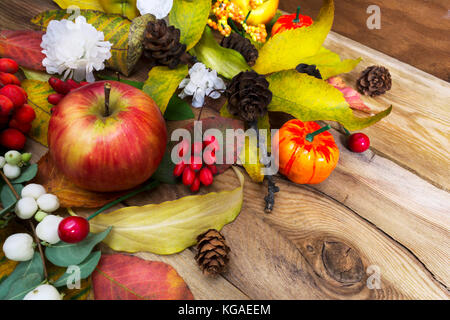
[327,76,372,113]
[0,30,45,71]
[92,254,194,300]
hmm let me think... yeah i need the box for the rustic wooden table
[1,0,449,300]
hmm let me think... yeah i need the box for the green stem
[86,180,160,221]
[293,6,301,23]
[305,124,331,142]
[343,126,351,136]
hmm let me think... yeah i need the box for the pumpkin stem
[305,124,331,142]
[293,6,301,23]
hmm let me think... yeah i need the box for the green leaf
[20,67,51,82]
[0,184,23,209]
[0,252,44,299]
[253,0,334,74]
[45,227,112,267]
[11,164,38,184]
[89,167,245,255]
[164,95,194,121]
[301,47,361,79]
[170,0,211,51]
[96,74,144,90]
[267,70,392,131]
[5,273,42,300]
[190,27,251,79]
[151,147,177,185]
[142,65,189,114]
[52,251,101,288]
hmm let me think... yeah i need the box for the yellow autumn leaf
[239,133,265,183]
[253,0,334,74]
[142,65,189,114]
[22,79,54,147]
[53,0,104,11]
[89,167,244,255]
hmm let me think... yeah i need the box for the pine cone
[225,71,272,123]
[195,229,230,276]
[357,65,392,97]
[143,19,190,69]
[296,63,322,79]
[221,33,259,67]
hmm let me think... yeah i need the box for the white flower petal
[137,0,173,19]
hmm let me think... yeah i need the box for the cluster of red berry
[173,136,219,192]
[47,77,89,106]
[0,58,36,150]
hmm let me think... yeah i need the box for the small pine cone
[357,65,392,97]
[296,63,322,79]
[221,33,259,66]
[225,71,272,123]
[195,229,230,276]
[143,19,191,69]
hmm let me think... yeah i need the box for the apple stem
[293,6,301,23]
[305,124,331,142]
[104,82,111,117]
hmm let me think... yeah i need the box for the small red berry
[199,167,214,186]
[173,162,186,177]
[9,119,31,134]
[48,77,70,95]
[182,166,196,186]
[0,95,14,117]
[0,72,21,86]
[66,79,81,90]
[47,93,64,105]
[0,58,19,74]
[203,134,220,151]
[190,175,201,192]
[348,133,370,153]
[13,104,36,123]
[176,139,190,157]
[189,155,203,172]
[207,164,218,175]
[0,85,27,108]
[0,128,26,150]
[58,216,90,243]
[191,141,203,157]
[203,150,216,165]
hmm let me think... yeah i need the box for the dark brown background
[279,0,450,81]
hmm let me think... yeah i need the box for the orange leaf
[92,254,194,300]
[327,76,371,113]
[33,153,126,208]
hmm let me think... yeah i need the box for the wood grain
[279,0,450,81]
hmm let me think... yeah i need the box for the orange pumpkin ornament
[271,6,313,36]
[273,120,339,184]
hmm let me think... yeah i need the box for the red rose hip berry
[0,85,27,108]
[0,95,14,117]
[0,58,19,74]
[0,128,26,150]
[9,119,32,134]
[47,93,64,105]
[58,216,90,243]
[348,133,370,153]
[182,166,196,186]
[173,162,186,177]
[13,104,36,123]
[190,175,201,192]
[0,72,21,86]
[48,77,70,95]
[199,167,214,186]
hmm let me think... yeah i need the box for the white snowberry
[23,284,62,300]
[21,184,46,200]
[3,163,21,180]
[15,197,38,220]
[35,215,63,244]
[36,194,60,213]
[5,150,22,165]
[0,156,5,168]
[2,233,34,261]
[137,0,173,19]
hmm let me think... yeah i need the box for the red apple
[48,80,167,192]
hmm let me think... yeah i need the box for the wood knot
[322,241,364,284]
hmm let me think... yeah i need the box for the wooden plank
[279,0,450,81]
[323,32,450,191]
